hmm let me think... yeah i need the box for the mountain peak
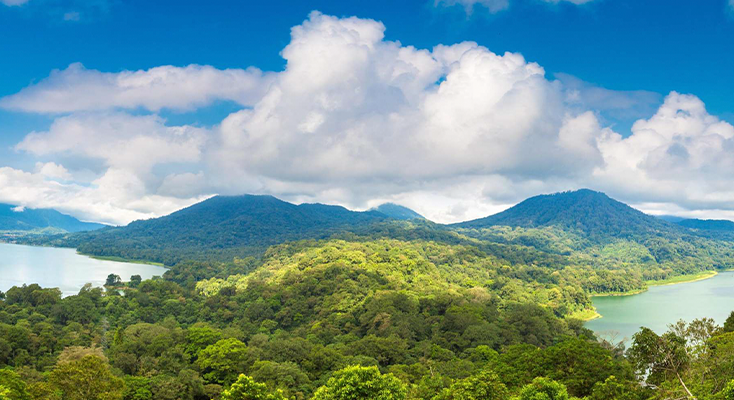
[371,203,424,220]
[454,189,674,237]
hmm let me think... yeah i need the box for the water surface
[586,271,734,342]
[0,243,167,296]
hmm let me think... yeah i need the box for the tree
[196,338,249,385]
[516,377,569,400]
[220,375,287,400]
[724,312,734,333]
[106,274,122,287]
[627,327,692,398]
[722,380,734,400]
[129,275,142,288]
[0,369,30,400]
[588,376,646,400]
[312,366,406,400]
[435,369,508,400]
[49,355,124,400]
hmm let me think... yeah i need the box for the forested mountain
[26,190,734,292]
[371,203,424,220]
[453,189,676,238]
[0,203,105,233]
[678,218,734,231]
[47,195,388,265]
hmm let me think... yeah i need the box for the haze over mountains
[0,203,105,233]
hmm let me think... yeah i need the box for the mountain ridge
[0,203,105,233]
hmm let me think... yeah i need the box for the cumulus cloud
[4,12,734,224]
[595,92,734,213]
[0,63,275,113]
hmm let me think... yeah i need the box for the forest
[5,191,734,399]
[2,237,734,399]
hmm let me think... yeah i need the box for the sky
[0,0,734,225]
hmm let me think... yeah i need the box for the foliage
[311,366,406,400]
[49,355,124,400]
[515,377,569,400]
[221,374,288,400]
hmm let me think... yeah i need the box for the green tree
[0,369,31,400]
[49,355,124,400]
[196,338,248,385]
[723,312,734,333]
[220,374,287,400]
[435,369,508,400]
[722,380,734,400]
[129,275,142,288]
[516,377,569,400]
[312,366,407,400]
[106,274,122,287]
[588,376,644,400]
[627,327,692,398]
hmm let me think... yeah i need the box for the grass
[567,308,601,321]
[86,254,166,267]
[646,270,718,287]
[590,288,648,298]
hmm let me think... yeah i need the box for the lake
[0,243,167,297]
[586,271,734,342]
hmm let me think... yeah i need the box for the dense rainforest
[5,189,734,399]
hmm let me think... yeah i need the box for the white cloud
[0,63,275,113]
[5,12,734,225]
[595,92,734,213]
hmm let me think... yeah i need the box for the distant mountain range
[26,189,734,290]
[677,219,734,231]
[0,203,105,233]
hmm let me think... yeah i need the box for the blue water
[0,243,167,296]
[586,272,734,343]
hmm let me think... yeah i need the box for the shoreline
[585,270,723,323]
[645,270,718,287]
[84,254,166,268]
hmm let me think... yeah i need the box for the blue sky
[1,0,733,224]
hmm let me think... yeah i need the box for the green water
[0,243,167,297]
[586,271,734,342]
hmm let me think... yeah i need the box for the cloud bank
[1,11,733,225]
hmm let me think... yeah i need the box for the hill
[678,218,734,231]
[53,195,388,265]
[453,189,676,238]
[0,203,105,233]
[371,203,424,220]
[450,189,734,285]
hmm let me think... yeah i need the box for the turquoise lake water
[586,271,734,342]
[0,243,167,296]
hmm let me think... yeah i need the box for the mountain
[372,203,424,220]
[60,195,388,265]
[678,218,734,231]
[0,204,105,233]
[453,189,677,238]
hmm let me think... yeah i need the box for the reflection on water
[0,243,167,297]
[586,272,734,343]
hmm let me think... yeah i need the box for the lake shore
[86,254,166,267]
[584,270,721,322]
